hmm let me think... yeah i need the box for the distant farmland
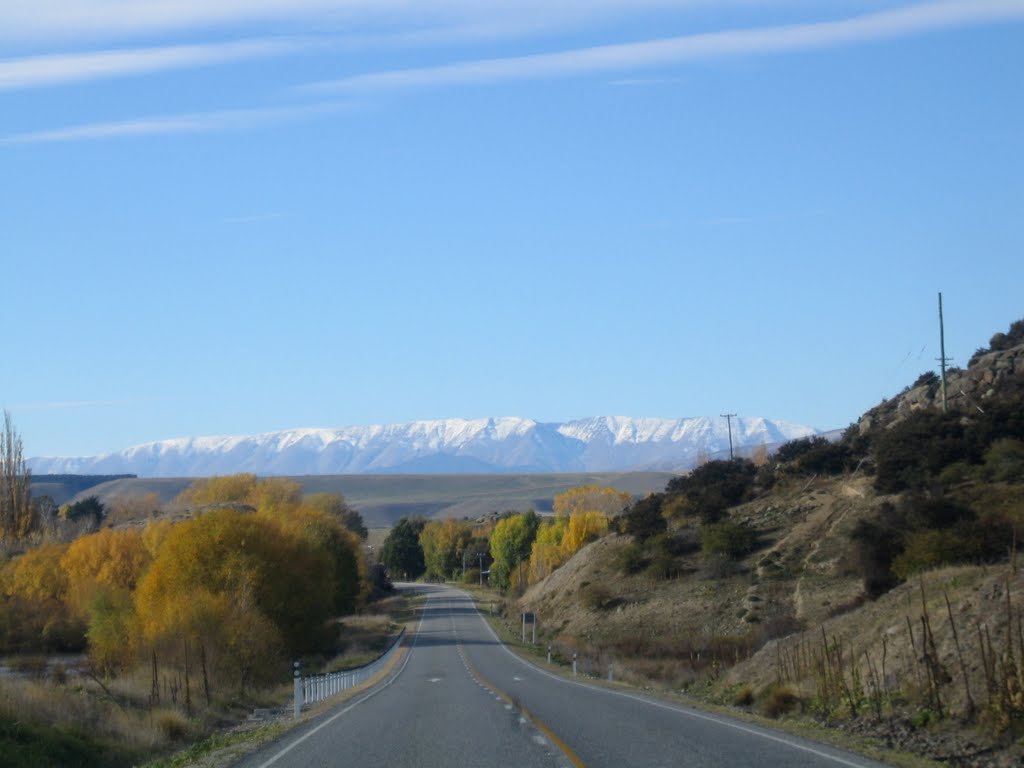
[36,472,677,528]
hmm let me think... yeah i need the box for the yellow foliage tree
[61,528,152,618]
[560,511,609,556]
[4,542,70,602]
[175,474,304,519]
[527,517,568,584]
[250,478,303,518]
[420,518,473,580]
[553,485,632,518]
[175,473,259,507]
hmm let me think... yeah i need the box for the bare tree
[1,410,33,540]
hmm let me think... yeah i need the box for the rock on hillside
[860,342,1024,432]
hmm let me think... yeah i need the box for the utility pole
[720,413,737,460]
[937,292,950,414]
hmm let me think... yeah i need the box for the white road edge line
[459,588,886,768]
[253,594,431,768]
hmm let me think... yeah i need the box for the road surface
[235,584,892,768]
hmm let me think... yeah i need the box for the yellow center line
[458,642,586,768]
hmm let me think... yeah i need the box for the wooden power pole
[720,413,737,460]
[938,292,949,414]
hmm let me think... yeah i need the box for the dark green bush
[872,411,982,492]
[665,459,757,522]
[615,542,646,575]
[700,521,757,559]
[982,438,1024,483]
[618,493,667,542]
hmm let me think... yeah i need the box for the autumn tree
[61,528,152,618]
[527,517,567,583]
[553,485,632,518]
[0,410,33,541]
[133,507,347,694]
[284,505,367,614]
[0,542,85,653]
[4,542,70,603]
[305,492,368,540]
[419,518,472,580]
[175,474,260,507]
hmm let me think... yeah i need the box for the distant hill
[27,415,816,477]
[68,471,677,528]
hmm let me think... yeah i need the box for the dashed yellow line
[458,643,586,768]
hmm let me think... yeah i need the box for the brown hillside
[520,475,885,683]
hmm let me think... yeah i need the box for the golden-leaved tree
[419,518,473,580]
[60,528,152,675]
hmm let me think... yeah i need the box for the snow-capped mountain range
[27,416,818,477]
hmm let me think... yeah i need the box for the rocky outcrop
[860,343,1024,432]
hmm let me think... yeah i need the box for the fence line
[294,629,406,717]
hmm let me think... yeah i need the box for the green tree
[489,511,539,592]
[380,517,427,580]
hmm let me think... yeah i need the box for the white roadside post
[293,661,302,718]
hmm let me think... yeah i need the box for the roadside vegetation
[0,439,399,767]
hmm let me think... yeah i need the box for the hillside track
[234,585,894,767]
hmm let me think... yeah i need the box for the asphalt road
[235,585,894,768]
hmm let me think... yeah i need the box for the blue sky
[2,0,1022,458]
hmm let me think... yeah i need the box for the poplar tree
[0,410,33,540]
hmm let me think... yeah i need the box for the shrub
[982,438,1024,483]
[700,522,757,560]
[775,437,819,464]
[760,684,802,718]
[615,542,646,575]
[579,583,614,611]
[618,494,667,542]
[848,514,902,597]
[891,529,968,578]
[794,440,851,475]
[872,411,982,492]
[666,460,758,522]
[937,460,977,488]
[733,685,754,707]
[152,708,191,741]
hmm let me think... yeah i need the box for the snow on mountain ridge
[28,416,818,477]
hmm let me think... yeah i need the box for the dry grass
[0,676,165,750]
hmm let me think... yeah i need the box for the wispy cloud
[0,102,345,145]
[305,0,1024,92]
[0,37,308,91]
[609,76,686,87]
[0,1,716,44]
